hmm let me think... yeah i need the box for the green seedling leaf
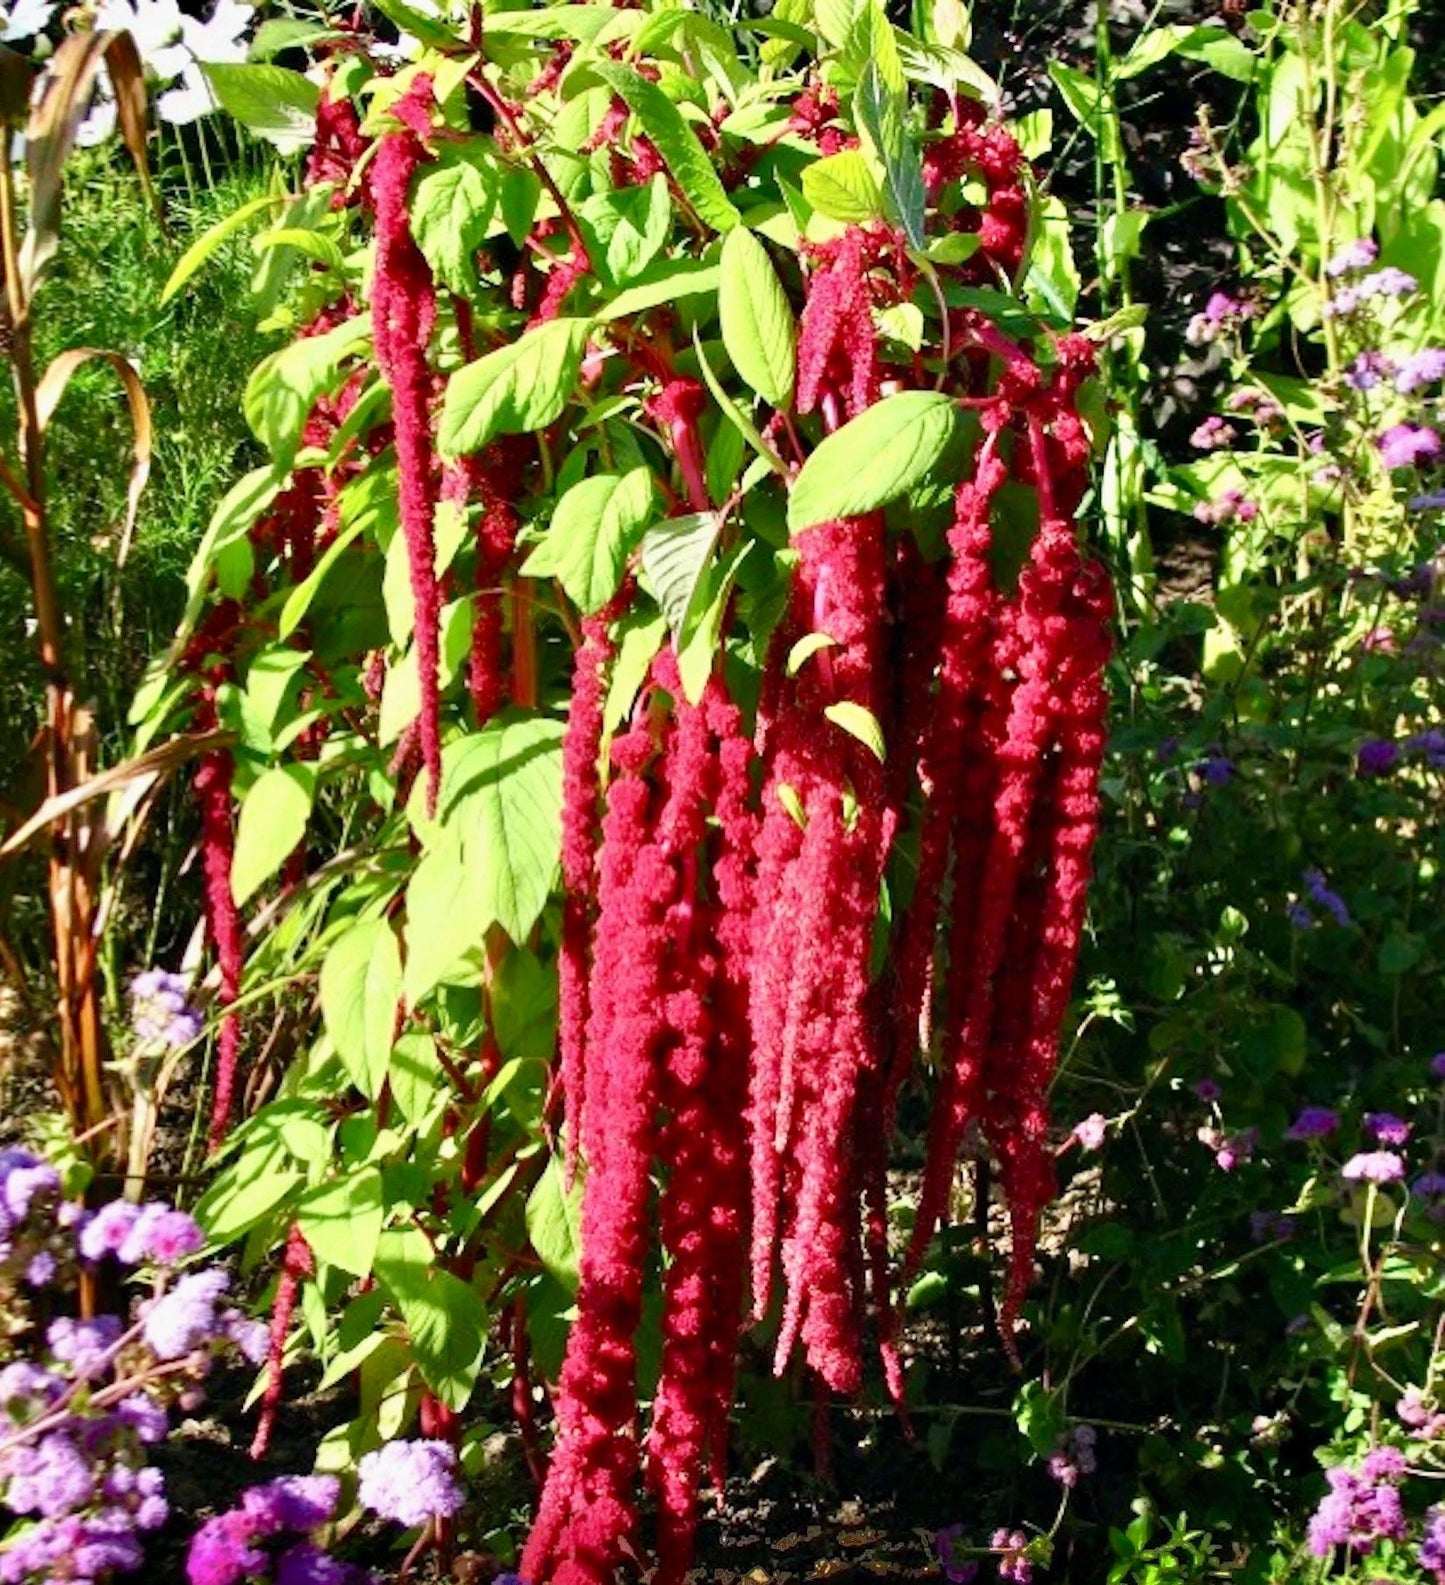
[719,226,797,409]
[824,700,886,761]
[788,391,960,532]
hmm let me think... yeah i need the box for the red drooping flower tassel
[249,1223,315,1459]
[371,76,443,813]
[523,718,673,1585]
[196,731,244,1153]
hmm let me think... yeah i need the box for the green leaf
[176,464,287,648]
[824,700,886,761]
[439,317,591,459]
[640,512,723,638]
[403,830,490,1004]
[598,258,720,322]
[677,542,748,703]
[320,920,402,1102]
[427,714,568,946]
[297,1167,384,1278]
[231,764,316,906]
[203,63,319,152]
[245,316,369,468]
[1047,62,1123,165]
[527,1155,584,1292]
[788,391,960,533]
[788,631,839,674]
[194,1157,302,1245]
[375,1231,487,1410]
[578,174,671,286]
[388,1030,441,1124]
[855,59,924,248]
[801,148,885,224]
[591,63,740,234]
[719,227,797,409]
[520,469,655,612]
[160,192,280,305]
[692,330,787,477]
[409,143,500,294]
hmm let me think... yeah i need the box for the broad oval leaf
[438,317,591,459]
[800,148,885,225]
[231,763,316,906]
[202,62,319,152]
[788,391,960,533]
[297,1167,384,1278]
[591,62,740,234]
[640,512,723,637]
[409,143,500,294]
[244,316,369,468]
[527,1155,584,1292]
[319,919,403,1101]
[520,468,655,613]
[719,226,797,410]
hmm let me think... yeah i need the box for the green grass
[0,143,278,788]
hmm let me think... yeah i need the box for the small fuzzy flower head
[1398,1388,1433,1429]
[1342,1151,1406,1185]
[1213,1127,1257,1172]
[1194,1078,1222,1103]
[357,1439,463,1529]
[1307,1462,1407,1557]
[1395,348,1445,395]
[1420,1504,1445,1580]
[1193,488,1258,527]
[242,1474,342,1534]
[1360,1445,1408,1483]
[1190,415,1238,451]
[1196,752,1234,787]
[140,1266,231,1360]
[1303,869,1350,927]
[1377,423,1442,470]
[129,968,203,1051]
[0,1151,59,1234]
[1286,1106,1339,1141]
[1358,266,1419,301]
[1185,290,1255,344]
[1071,1113,1108,1152]
[935,1525,981,1585]
[1364,1112,1411,1147]
[46,1316,122,1379]
[990,1529,1034,1585]
[1346,351,1392,392]
[1357,738,1400,777]
[1325,238,1378,277]
[1047,1424,1098,1486]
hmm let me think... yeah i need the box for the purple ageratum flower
[1286,1106,1340,1141]
[113,1392,169,1445]
[1395,348,1445,395]
[102,1463,169,1532]
[1307,1463,1407,1557]
[223,1312,270,1366]
[1213,1127,1257,1172]
[140,1266,230,1360]
[1420,1504,1445,1581]
[140,1208,205,1266]
[0,1513,144,1585]
[274,1542,374,1585]
[0,1153,60,1230]
[1325,238,1379,276]
[357,1439,463,1529]
[1357,738,1400,776]
[242,1474,342,1535]
[23,1251,57,1287]
[1194,1078,1222,1103]
[4,1431,98,1518]
[47,1315,123,1380]
[1433,1053,1445,1080]
[1303,869,1350,927]
[129,969,203,1051]
[0,1363,64,1429]
[1190,415,1238,450]
[1361,1446,1408,1482]
[1046,1424,1098,1487]
[1343,1151,1407,1184]
[1288,901,1315,929]
[1197,753,1234,786]
[935,1525,981,1585]
[1399,1388,1433,1429]
[1405,728,1445,768]
[1378,423,1442,469]
[1071,1113,1107,1151]
[78,1200,142,1264]
[1364,1112,1411,1146]
[990,1530,1033,1585]
[1358,267,1419,300]
[1347,351,1392,391]
[187,1509,270,1585]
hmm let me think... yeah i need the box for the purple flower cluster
[1193,489,1258,527]
[935,1525,980,1584]
[1329,267,1419,317]
[1342,1151,1406,1185]
[990,1529,1034,1585]
[128,969,203,1052]
[1190,415,1238,451]
[1357,738,1400,777]
[1421,1504,1445,1581]
[1198,1125,1257,1172]
[1290,870,1350,931]
[1377,424,1441,470]
[187,1476,371,1585]
[1045,1425,1098,1488]
[355,1439,463,1530]
[1306,1449,1409,1558]
[1325,238,1378,277]
[0,1150,268,1583]
[1186,290,1257,346]
[1286,1107,1340,1141]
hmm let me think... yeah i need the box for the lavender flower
[1286,1106,1339,1141]
[1358,266,1419,300]
[1307,1461,1407,1557]
[1420,1504,1445,1580]
[356,1439,463,1529]
[139,1267,231,1360]
[1304,869,1350,927]
[1325,238,1378,276]
[1347,351,1392,391]
[46,1317,123,1380]
[128,969,203,1051]
[1395,348,1445,394]
[1364,1112,1411,1146]
[1378,424,1442,469]
[990,1529,1033,1585]
[1071,1113,1107,1151]
[1342,1151,1406,1184]
[1356,738,1399,776]
[1190,415,1238,450]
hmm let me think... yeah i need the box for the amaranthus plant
[158,2,1117,1578]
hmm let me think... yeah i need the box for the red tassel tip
[371,77,443,814]
[196,740,244,1152]
[796,227,891,422]
[249,1224,314,1460]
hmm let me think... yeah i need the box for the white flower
[94,0,184,65]
[155,60,214,125]
[180,0,249,63]
[1,0,56,41]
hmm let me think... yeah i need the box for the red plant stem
[195,731,244,1153]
